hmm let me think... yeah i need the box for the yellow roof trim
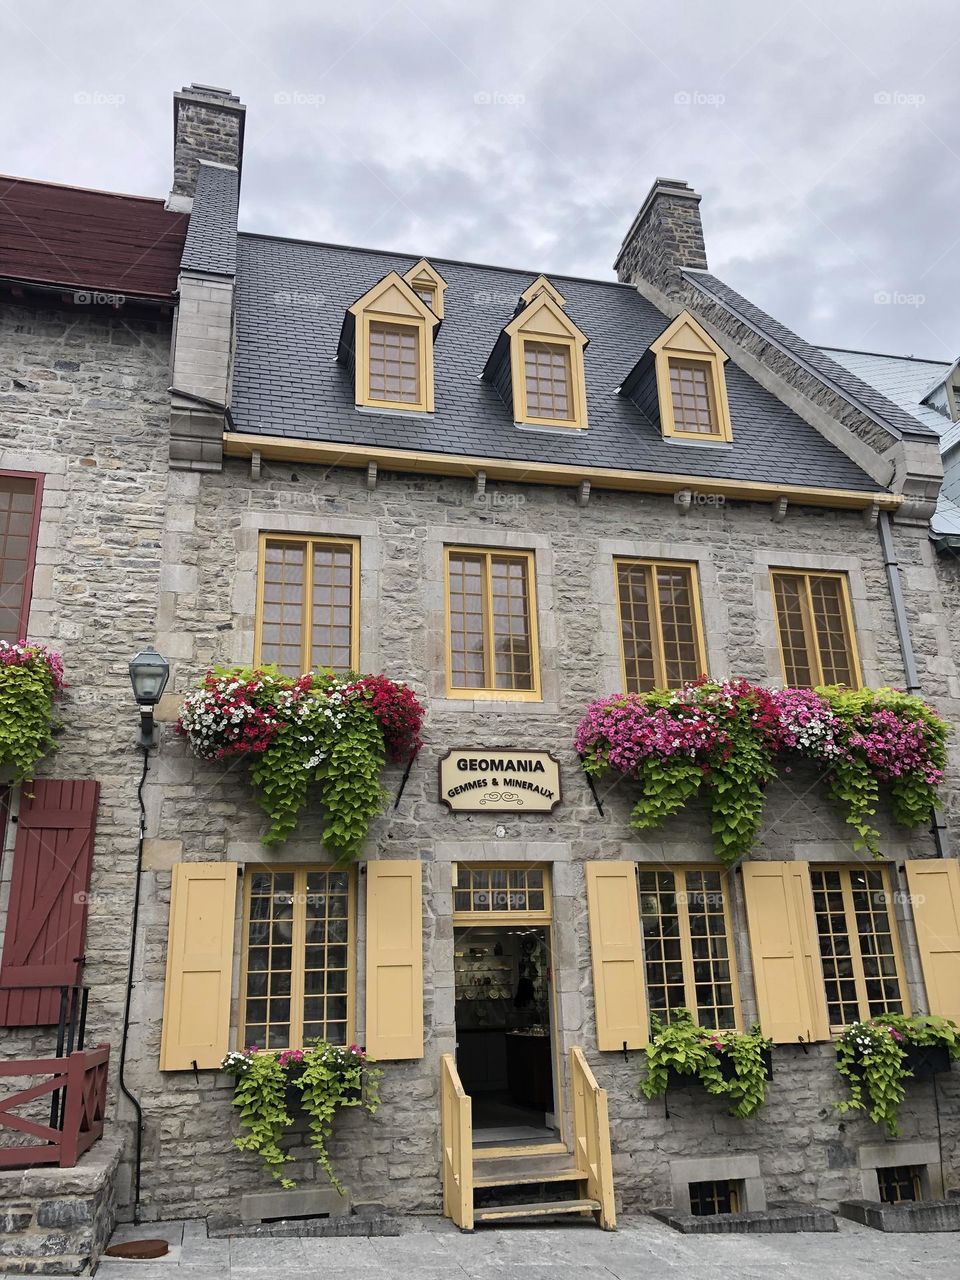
[519,275,567,308]
[223,432,899,512]
[348,270,439,327]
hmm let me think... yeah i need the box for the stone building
[1,84,960,1249]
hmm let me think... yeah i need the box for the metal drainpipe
[878,510,949,856]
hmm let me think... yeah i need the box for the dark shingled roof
[180,163,238,277]
[684,269,938,441]
[0,176,187,300]
[229,234,885,494]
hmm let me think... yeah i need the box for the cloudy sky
[3,0,957,358]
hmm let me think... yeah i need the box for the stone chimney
[614,178,707,297]
[168,83,246,210]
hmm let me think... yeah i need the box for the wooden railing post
[569,1046,616,1230]
[58,1051,86,1168]
[440,1053,473,1230]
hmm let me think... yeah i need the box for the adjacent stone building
[1,84,959,1240]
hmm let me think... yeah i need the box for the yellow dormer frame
[519,275,567,309]
[402,259,448,320]
[348,272,439,413]
[650,310,733,443]
[505,291,589,430]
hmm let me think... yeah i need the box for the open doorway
[452,864,558,1147]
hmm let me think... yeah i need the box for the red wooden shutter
[0,779,99,1026]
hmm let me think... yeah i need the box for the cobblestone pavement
[97,1214,960,1278]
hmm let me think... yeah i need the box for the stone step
[474,1198,600,1223]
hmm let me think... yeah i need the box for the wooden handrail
[569,1046,616,1229]
[440,1053,473,1230]
[0,1044,109,1169]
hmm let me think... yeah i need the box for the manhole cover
[104,1239,170,1259]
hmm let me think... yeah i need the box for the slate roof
[0,176,187,300]
[820,348,950,436]
[683,270,940,441]
[229,235,884,494]
[821,346,960,540]
[180,163,238,277]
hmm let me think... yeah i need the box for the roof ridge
[820,345,950,368]
[0,174,167,207]
[236,229,636,291]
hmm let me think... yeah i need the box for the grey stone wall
[119,457,960,1221]
[0,297,174,1171]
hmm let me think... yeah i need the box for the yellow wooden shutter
[365,860,423,1060]
[159,863,237,1071]
[905,859,960,1024]
[741,861,829,1043]
[586,861,648,1050]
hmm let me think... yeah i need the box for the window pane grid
[772,571,858,689]
[878,1166,921,1205]
[0,477,36,644]
[259,538,356,677]
[524,341,573,420]
[811,866,904,1028]
[453,865,547,915]
[689,1180,740,1216]
[447,549,537,694]
[669,359,717,434]
[638,868,737,1030]
[616,560,703,692]
[368,321,420,404]
[242,868,353,1051]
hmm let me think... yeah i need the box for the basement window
[877,1166,923,1205]
[689,1179,741,1216]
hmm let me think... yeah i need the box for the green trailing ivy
[178,667,424,860]
[835,1014,960,1136]
[222,1043,383,1190]
[576,680,948,865]
[0,642,65,781]
[639,1009,772,1119]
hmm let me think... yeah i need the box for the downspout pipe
[878,510,949,857]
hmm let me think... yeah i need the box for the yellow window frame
[254,532,360,676]
[402,259,448,320]
[614,557,707,691]
[770,568,862,689]
[637,864,743,1031]
[443,545,542,701]
[811,864,910,1032]
[452,862,553,926]
[513,332,587,429]
[238,865,357,1051]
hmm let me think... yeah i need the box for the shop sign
[438,748,562,813]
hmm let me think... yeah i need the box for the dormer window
[402,259,448,320]
[368,321,420,404]
[481,275,589,430]
[523,341,574,421]
[668,358,718,435]
[621,310,733,443]
[338,270,439,413]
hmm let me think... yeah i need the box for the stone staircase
[0,1136,121,1275]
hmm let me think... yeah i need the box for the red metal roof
[0,176,188,301]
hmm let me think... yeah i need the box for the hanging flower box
[576,680,948,865]
[640,1010,773,1118]
[0,642,66,782]
[177,666,424,861]
[835,1014,960,1136]
[221,1042,382,1191]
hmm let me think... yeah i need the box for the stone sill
[650,1201,836,1234]
[839,1199,960,1233]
